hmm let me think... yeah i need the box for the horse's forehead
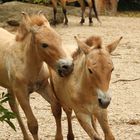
[36,25,62,43]
[88,49,112,65]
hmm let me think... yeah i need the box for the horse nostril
[98,98,102,105]
[98,98,110,109]
[62,65,68,70]
[57,59,74,77]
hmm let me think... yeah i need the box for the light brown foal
[49,35,122,140]
[0,12,73,140]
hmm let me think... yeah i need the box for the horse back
[0,28,15,48]
[0,28,15,88]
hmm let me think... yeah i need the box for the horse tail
[91,0,101,23]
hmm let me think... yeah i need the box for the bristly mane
[16,15,46,41]
[30,15,45,26]
[72,36,102,60]
[85,35,102,49]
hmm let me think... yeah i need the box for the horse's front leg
[63,108,74,140]
[75,112,102,140]
[78,0,86,25]
[60,0,68,25]
[86,1,93,26]
[14,85,39,140]
[8,90,31,140]
[88,6,93,26]
[51,102,63,140]
[51,0,58,25]
[95,109,115,140]
[91,115,99,134]
[37,80,63,140]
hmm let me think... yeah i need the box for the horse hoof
[64,22,68,26]
[95,137,102,140]
[51,20,58,26]
[89,22,93,26]
[67,133,74,140]
[80,19,85,25]
[24,136,32,140]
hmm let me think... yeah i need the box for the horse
[51,0,100,25]
[49,35,122,140]
[0,12,74,140]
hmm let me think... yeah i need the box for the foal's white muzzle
[57,58,74,77]
[97,89,111,109]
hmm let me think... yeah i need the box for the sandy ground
[0,15,140,140]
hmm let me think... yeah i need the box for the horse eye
[41,43,48,48]
[88,68,93,74]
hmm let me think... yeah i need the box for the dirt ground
[0,15,140,140]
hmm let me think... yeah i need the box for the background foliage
[0,92,16,131]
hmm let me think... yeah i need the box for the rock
[0,1,64,28]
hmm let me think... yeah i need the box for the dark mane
[16,14,46,41]
[72,36,102,60]
[30,15,45,26]
[85,35,102,49]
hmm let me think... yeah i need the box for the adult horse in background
[51,0,100,25]
[49,35,122,140]
[0,12,73,140]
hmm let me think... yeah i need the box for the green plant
[0,92,16,131]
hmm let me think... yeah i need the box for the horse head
[16,12,73,77]
[74,35,122,108]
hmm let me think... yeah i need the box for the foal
[0,12,73,140]
[51,0,100,25]
[49,35,122,140]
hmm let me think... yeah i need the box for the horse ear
[105,37,122,53]
[16,12,31,41]
[22,12,32,31]
[21,12,31,25]
[74,36,90,54]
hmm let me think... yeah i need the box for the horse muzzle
[97,89,111,109]
[57,58,74,77]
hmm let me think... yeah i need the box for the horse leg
[75,112,102,140]
[51,102,63,140]
[91,0,101,23]
[37,80,63,140]
[86,0,93,26]
[60,0,68,25]
[91,115,99,135]
[14,87,39,140]
[8,90,31,140]
[78,0,86,25]
[95,109,115,140]
[51,0,58,25]
[88,1,93,26]
[110,0,118,15]
[63,108,74,140]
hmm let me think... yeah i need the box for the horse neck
[22,34,43,79]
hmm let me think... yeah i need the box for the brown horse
[49,35,122,140]
[51,0,100,25]
[0,12,73,140]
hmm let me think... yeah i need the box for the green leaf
[0,92,16,130]
[0,97,9,104]
[5,120,16,131]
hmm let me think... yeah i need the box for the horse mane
[16,14,46,41]
[72,36,102,60]
[30,15,45,26]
